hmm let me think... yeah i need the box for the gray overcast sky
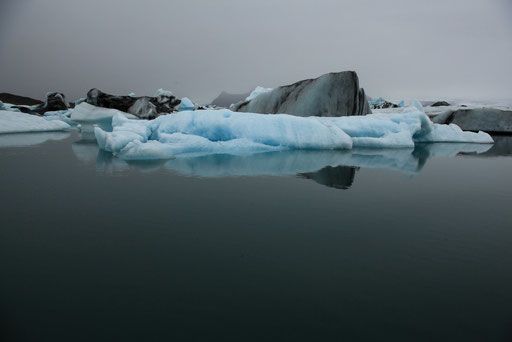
[1,0,511,103]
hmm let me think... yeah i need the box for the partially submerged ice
[94,104,493,160]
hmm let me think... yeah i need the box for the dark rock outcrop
[38,92,69,112]
[210,91,251,108]
[86,88,181,119]
[431,101,451,107]
[12,92,69,115]
[231,71,372,117]
[0,93,43,106]
[433,108,512,133]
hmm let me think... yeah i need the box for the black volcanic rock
[38,92,69,112]
[431,101,451,107]
[86,88,181,119]
[0,93,43,106]
[371,101,398,109]
[12,92,69,115]
[231,71,371,117]
[210,91,251,108]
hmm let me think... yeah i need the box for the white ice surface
[0,110,70,134]
[70,102,138,122]
[93,105,492,160]
[95,110,354,160]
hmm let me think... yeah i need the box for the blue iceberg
[93,105,493,160]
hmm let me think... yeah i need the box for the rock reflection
[470,135,512,157]
[299,166,357,189]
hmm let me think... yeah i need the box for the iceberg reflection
[0,131,71,148]
[70,141,493,190]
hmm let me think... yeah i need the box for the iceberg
[94,105,492,161]
[0,110,70,134]
[231,71,371,117]
[95,110,353,160]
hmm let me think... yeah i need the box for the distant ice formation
[178,97,195,111]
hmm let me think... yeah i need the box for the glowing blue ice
[94,104,492,160]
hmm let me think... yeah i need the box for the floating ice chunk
[417,123,494,144]
[245,86,273,101]
[70,102,137,122]
[128,93,136,97]
[178,97,195,111]
[0,110,70,134]
[94,107,492,161]
[94,114,152,153]
[320,112,423,148]
[151,110,353,151]
[95,109,353,159]
[323,107,493,146]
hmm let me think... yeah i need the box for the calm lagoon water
[0,131,511,341]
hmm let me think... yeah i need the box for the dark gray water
[1,132,511,341]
